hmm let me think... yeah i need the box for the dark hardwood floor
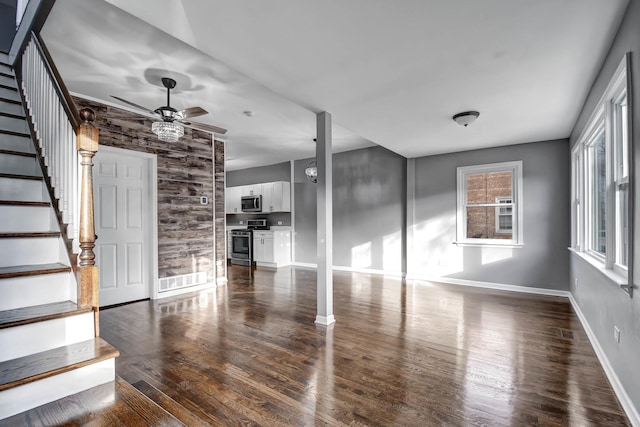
[2,265,631,426]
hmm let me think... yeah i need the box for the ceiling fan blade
[178,106,208,119]
[110,96,157,115]
[181,120,228,135]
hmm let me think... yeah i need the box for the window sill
[568,247,628,287]
[455,241,524,249]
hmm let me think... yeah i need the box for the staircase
[0,52,118,419]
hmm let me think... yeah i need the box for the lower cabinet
[252,230,291,268]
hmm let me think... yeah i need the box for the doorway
[93,146,157,307]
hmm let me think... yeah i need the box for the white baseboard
[153,282,215,300]
[291,262,404,278]
[568,295,640,427]
[315,315,335,326]
[406,274,571,298]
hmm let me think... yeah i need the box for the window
[495,197,513,234]
[572,55,630,280]
[456,161,523,246]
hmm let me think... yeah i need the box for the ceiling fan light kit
[111,76,228,142]
[152,121,184,142]
[452,111,480,127]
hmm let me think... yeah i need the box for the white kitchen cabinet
[252,230,291,268]
[226,186,242,213]
[241,184,261,197]
[261,181,291,212]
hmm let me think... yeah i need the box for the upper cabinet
[225,181,291,214]
[226,186,242,213]
[261,182,291,213]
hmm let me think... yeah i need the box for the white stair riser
[0,115,27,134]
[0,358,115,419]
[0,177,45,201]
[0,134,32,153]
[0,75,16,88]
[0,204,54,232]
[0,312,94,362]
[0,100,24,117]
[0,272,73,311]
[0,87,19,102]
[0,153,38,175]
[0,237,61,267]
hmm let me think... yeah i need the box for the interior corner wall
[410,139,570,290]
[214,140,226,281]
[293,146,406,271]
[73,97,219,284]
[568,0,640,418]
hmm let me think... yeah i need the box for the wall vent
[159,272,208,293]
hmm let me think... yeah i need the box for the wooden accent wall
[73,97,225,284]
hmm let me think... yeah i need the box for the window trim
[456,160,524,247]
[571,54,632,288]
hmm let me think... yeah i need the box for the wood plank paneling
[73,97,226,284]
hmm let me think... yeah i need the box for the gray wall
[294,146,406,272]
[568,0,640,415]
[226,161,290,187]
[411,139,570,290]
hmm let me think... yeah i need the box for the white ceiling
[42,0,628,170]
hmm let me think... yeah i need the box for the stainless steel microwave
[241,195,262,212]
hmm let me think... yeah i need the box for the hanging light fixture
[152,121,184,142]
[305,160,318,183]
[452,111,480,127]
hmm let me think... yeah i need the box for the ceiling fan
[111,77,227,142]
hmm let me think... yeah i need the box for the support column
[315,111,335,326]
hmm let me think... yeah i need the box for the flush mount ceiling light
[452,111,480,127]
[305,160,318,183]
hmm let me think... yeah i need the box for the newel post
[76,108,100,335]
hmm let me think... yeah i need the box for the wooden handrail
[31,32,80,130]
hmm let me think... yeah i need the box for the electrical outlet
[614,326,621,343]
[239,220,243,225]
[277,221,283,225]
[574,278,578,289]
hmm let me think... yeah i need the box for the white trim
[153,282,215,300]
[216,276,228,286]
[569,248,629,289]
[456,160,523,246]
[290,160,296,264]
[568,294,640,427]
[315,314,336,326]
[291,262,405,278]
[405,274,571,298]
[97,146,159,304]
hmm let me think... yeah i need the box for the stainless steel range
[229,219,269,266]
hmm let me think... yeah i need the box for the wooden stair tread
[0,231,60,238]
[0,337,119,392]
[0,84,17,92]
[0,130,30,139]
[132,380,210,427]
[0,112,25,121]
[0,301,91,329]
[0,377,185,426]
[0,148,35,157]
[0,263,71,279]
[0,71,13,79]
[0,200,50,207]
[0,172,42,181]
[0,97,21,106]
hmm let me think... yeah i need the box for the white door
[94,148,153,306]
